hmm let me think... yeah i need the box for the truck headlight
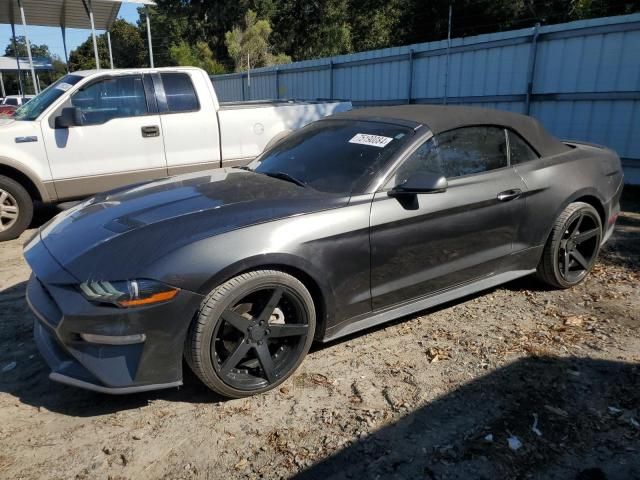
[79,279,179,307]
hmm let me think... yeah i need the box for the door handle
[497,189,522,202]
[141,125,160,138]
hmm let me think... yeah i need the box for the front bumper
[25,240,203,394]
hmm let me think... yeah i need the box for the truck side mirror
[55,107,83,128]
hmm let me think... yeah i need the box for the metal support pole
[61,0,69,72]
[241,74,245,101]
[85,0,100,69]
[0,72,5,98]
[246,52,251,100]
[107,31,114,69]
[443,4,452,105]
[35,73,41,92]
[18,0,39,94]
[275,68,279,99]
[146,8,154,68]
[407,49,414,104]
[10,21,24,97]
[525,23,541,115]
[329,60,334,100]
[61,26,69,72]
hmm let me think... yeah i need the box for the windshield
[249,120,413,194]
[13,74,84,121]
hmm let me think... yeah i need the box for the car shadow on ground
[293,355,640,480]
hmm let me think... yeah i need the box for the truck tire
[535,202,602,289]
[185,269,316,398]
[0,175,33,241]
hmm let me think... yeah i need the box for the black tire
[185,269,316,398]
[0,175,33,242]
[536,202,602,289]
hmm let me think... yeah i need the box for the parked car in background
[0,67,351,240]
[24,105,623,398]
[0,95,34,118]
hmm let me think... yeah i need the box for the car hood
[37,169,348,281]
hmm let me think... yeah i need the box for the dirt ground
[0,190,638,480]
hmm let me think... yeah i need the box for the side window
[389,137,442,187]
[5,98,18,106]
[436,126,508,177]
[160,73,199,112]
[508,130,538,164]
[71,75,148,125]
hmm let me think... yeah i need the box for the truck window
[71,75,148,125]
[13,74,84,121]
[160,73,199,113]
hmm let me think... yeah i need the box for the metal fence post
[525,23,541,115]
[407,49,414,104]
[329,60,334,100]
[275,68,279,99]
[241,74,245,101]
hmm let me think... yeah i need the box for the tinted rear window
[161,73,199,112]
[250,120,413,194]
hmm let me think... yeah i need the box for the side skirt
[323,269,535,343]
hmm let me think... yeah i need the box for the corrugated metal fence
[212,13,640,169]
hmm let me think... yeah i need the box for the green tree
[269,0,352,60]
[225,10,291,72]
[169,41,226,73]
[5,36,50,58]
[68,19,147,71]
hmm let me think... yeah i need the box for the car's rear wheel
[536,202,602,289]
[185,270,316,398]
[0,175,33,242]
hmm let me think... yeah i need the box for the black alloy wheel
[537,202,602,289]
[186,270,316,397]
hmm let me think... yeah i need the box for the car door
[369,126,527,310]
[42,74,167,199]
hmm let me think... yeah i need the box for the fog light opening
[80,333,147,345]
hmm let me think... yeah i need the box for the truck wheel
[185,269,316,398]
[536,202,602,289]
[0,175,33,241]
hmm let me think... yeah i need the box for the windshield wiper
[262,171,307,188]
[233,165,253,171]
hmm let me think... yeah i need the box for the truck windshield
[13,74,84,121]
[249,120,413,194]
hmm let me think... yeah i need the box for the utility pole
[247,52,251,101]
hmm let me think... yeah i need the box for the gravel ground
[0,190,638,480]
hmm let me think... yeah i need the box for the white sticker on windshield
[349,133,394,148]
[55,82,73,92]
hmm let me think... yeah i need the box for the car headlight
[79,279,179,307]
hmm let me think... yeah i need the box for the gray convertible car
[24,105,623,398]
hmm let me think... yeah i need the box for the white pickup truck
[0,67,351,240]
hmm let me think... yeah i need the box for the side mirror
[55,107,83,128]
[389,171,448,196]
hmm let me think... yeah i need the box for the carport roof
[0,0,156,30]
[0,55,52,71]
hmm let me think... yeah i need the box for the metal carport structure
[0,55,52,96]
[0,0,156,95]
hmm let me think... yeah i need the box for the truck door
[153,71,222,175]
[42,74,167,199]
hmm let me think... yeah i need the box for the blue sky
[0,3,140,60]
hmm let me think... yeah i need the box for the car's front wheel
[536,201,602,289]
[185,270,316,398]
